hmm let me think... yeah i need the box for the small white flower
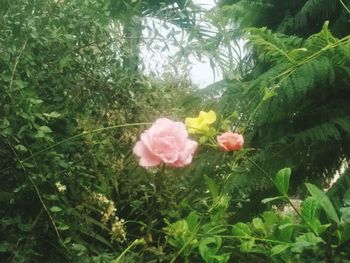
[55,181,66,192]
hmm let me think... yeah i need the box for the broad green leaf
[186,212,199,232]
[203,175,218,200]
[278,224,293,242]
[271,243,292,256]
[300,197,330,234]
[274,168,291,195]
[252,218,266,235]
[262,211,279,225]
[305,183,339,223]
[232,222,251,237]
[301,197,320,224]
[262,196,285,204]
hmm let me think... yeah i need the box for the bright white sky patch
[140,0,222,88]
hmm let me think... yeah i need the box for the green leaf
[199,237,222,263]
[291,232,324,253]
[271,243,292,256]
[232,222,251,237]
[39,125,52,133]
[340,207,350,223]
[252,218,266,235]
[301,197,320,224]
[203,175,218,200]
[0,118,10,129]
[0,241,14,252]
[50,206,62,213]
[186,212,199,232]
[80,229,113,249]
[43,112,61,119]
[29,98,43,104]
[261,196,286,204]
[14,144,27,152]
[300,197,329,234]
[274,168,291,195]
[343,189,350,206]
[287,48,308,61]
[58,223,70,231]
[305,183,339,223]
[263,87,276,101]
[240,239,254,252]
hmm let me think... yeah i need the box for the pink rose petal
[133,118,198,168]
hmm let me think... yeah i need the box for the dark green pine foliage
[215,0,350,192]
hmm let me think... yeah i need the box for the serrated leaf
[305,183,339,223]
[274,168,291,195]
[301,197,320,224]
[301,197,330,234]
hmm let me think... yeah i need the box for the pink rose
[217,132,244,151]
[133,118,198,167]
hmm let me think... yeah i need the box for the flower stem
[245,157,304,219]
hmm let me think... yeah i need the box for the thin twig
[9,40,27,91]
[339,0,350,14]
[8,143,63,243]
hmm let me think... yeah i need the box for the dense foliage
[1,0,350,262]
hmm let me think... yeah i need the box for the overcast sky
[140,0,221,88]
